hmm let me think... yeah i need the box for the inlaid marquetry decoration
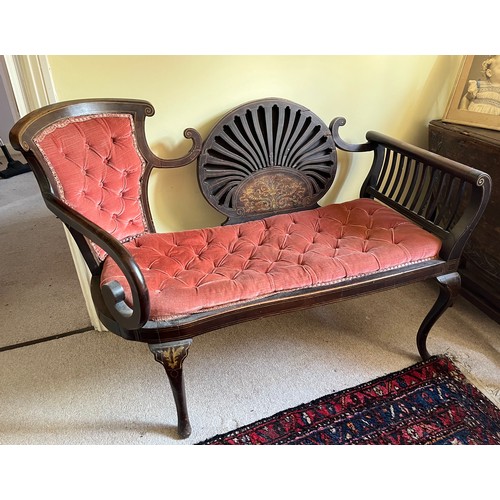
[150,340,192,373]
[235,169,312,215]
[198,98,337,223]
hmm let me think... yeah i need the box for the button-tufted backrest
[34,113,148,259]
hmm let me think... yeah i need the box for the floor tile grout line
[0,326,95,352]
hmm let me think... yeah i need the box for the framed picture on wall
[442,55,500,131]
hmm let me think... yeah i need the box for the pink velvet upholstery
[34,114,148,258]
[100,198,442,322]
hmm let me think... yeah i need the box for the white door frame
[3,55,57,115]
[5,56,104,331]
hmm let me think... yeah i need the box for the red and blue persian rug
[198,355,500,445]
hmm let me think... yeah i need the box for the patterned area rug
[198,355,500,445]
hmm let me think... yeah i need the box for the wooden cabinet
[429,120,499,323]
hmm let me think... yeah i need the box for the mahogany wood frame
[10,98,491,439]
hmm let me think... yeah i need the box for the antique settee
[10,97,491,438]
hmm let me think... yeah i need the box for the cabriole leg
[149,339,193,439]
[416,272,461,360]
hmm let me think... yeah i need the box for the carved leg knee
[149,339,193,439]
[416,272,461,361]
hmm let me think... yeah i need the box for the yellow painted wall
[47,55,463,233]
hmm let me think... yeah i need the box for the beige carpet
[0,171,91,347]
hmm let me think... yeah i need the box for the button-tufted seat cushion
[100,198,442,322]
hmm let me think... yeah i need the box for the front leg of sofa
[149,339,193,439]
[416,272,461,360]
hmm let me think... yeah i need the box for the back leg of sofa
[149,339,193,438]
[416,272,461,360]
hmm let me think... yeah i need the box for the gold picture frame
[443,55,500,131]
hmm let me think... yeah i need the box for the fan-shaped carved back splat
[198,98,337,224]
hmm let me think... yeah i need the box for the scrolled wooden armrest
[364,131,492,261]
[365,131,490,186]
[44,193,150,331]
